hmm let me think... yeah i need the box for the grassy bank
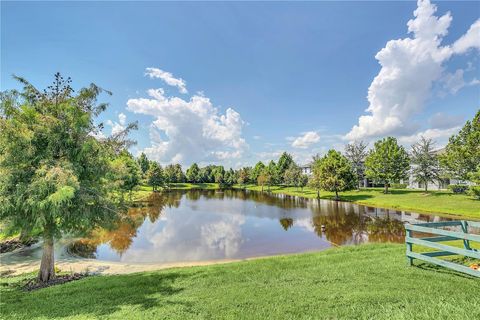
[1,243,479,320]
[235,185,480,219]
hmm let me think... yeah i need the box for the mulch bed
[23,273,90,291]
[0,238,38,253]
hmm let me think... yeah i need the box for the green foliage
[448,184,470,194]
[110,151,141,196]
[186,163,200,183]
[276,152,295,183]
[251,161,265,183]
[283,163,302,188]
[344,140,368,189]
[440,110,480,181]
[266,160,279,186]
[0,74,136,280]
[390,183,407,189]
[137,153,150,177]
[147,162,164,191]
[365,137,410,193]
[315,150,356,199]
[237,167,250,186]
[410,136,441,191]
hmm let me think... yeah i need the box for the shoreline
[0,249,334,277]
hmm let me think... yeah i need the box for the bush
[391,183,407,189]
[469,186,480,200]
[448,184,470,194]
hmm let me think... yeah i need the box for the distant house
[299,163,312,176]
[406,148,472,190]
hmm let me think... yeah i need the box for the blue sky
[1,1,479,168]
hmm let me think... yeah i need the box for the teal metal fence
[405,220,480,277]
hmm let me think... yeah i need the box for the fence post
[460,221,471,250]
[406,228,413,266]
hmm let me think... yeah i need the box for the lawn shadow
[0,271,198,319]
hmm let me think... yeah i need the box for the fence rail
[405,220,480,277]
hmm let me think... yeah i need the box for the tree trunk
[317,190,320,199]
[384,183,389,194]
[38,231,55,283]
[424,182,428,192]
[335,190,339,201]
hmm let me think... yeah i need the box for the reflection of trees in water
[279,218,294,231]
[70,192,182,257]
[367,216,405,243]
[70,189,411,258]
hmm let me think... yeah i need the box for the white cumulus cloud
[291,131,320,149]
[345,0,480,141]
[106,112,127,135]
[145,67,188,94]
[127,87,248,166]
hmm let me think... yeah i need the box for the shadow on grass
[0,271,195,319]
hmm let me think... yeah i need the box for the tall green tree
[365,137,410,193]
[186,163,200,183]
[147,162,164,192]
[277,152,294,183]
[344,140,368,189]
[283,163,302,188]
[174,164,185,183]
[410,137,441,192]
[237,167,250,187]
[440,110,480,181]
[316,150,356,200]
[111,151,141,199]
[0,74,136,282]
[137,152,150,177]
[251,161,265,183]
[266,160,279,187]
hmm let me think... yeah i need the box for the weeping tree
[0,74,136,282]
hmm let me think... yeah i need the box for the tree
[283,163,302,188]
[344,140,368,189]
[365,137,410,194]
[174,164,185,183]
[410,137,441,192]
[186,163,200,183]
[0,74,136,282]
[316,150,356,200]
[257,170,268,192]
[299,174,309,191]
[266,160,279,187]
[440,110,480,181]
[309,156,323,198]
[147,162,164,192]
[223,168,236,187]
[237,167,250,187]
[163,164,176,186]
[137,153,150,177]
[251,161,265,183]
[277,152,294,184]
[111,151,141,200]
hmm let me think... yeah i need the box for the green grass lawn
[1,243,479,320]
[235,185,480,219]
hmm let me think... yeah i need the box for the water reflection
[3,190,466,264]
[72,190,457,263]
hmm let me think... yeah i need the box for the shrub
[448,184,469,194]
[469,186,480,200]
[391,183,407,189]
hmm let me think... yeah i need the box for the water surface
[1,189,469,265]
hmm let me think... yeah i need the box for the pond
[0,189,468,265]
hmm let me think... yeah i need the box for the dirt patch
[22,273,90,291]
